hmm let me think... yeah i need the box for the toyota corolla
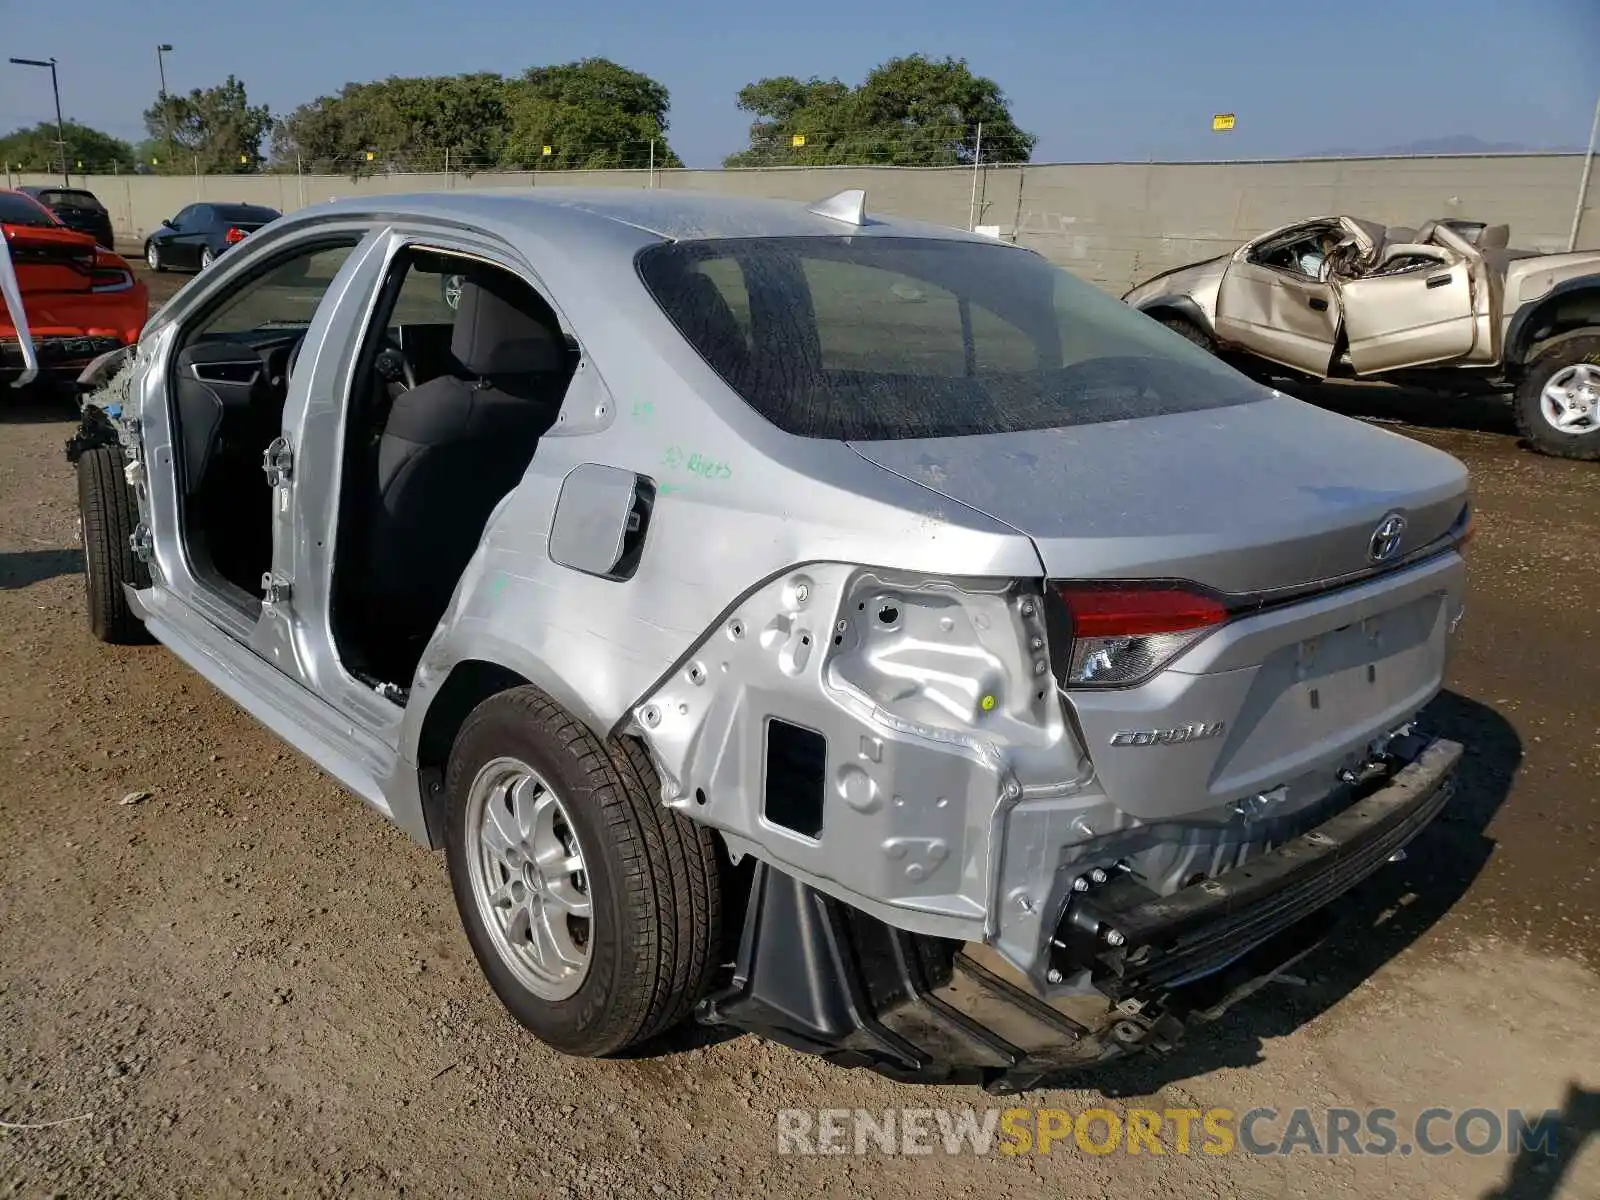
[66,187,1469,1090]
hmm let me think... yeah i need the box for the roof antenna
[808,188,867,226]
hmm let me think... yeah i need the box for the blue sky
[3,0,1596,166]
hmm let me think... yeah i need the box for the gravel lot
[1,261,1597,1198]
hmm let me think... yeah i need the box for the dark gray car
[16,186,114,249]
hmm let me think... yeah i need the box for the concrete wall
[8,153,1595,294]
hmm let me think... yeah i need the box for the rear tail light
[90,267,134,293]
[224,226,246,244]
[1051,582,1230,687]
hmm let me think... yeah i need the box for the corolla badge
[1368,511,1407,563]
[1109,722,1225,747]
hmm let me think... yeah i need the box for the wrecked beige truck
[1123,216,1600,460]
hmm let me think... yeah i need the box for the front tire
[445,687,722,1056]
[77,446,151,644]
[145,241,165,272]
[1156,313,1216,353]
[1514,333,1600,460]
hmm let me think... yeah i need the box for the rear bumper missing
[699,736,1462,1091]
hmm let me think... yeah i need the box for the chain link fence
[5,143,1594,296]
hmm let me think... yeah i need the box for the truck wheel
[77,446,151,645]
[444,686,722,1056]
[1157,313,1215,353]
[1514,334,1600,460]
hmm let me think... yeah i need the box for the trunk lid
[1,224,98,295]
[850,395,1470,824]
[847,394,1468,595]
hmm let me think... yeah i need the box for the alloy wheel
[463,756,593,1001]
[1540,363,1600,435]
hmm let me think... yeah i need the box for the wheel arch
[1505,276,1600,368]
[412,658,533,847]
[1133,294,1216,339]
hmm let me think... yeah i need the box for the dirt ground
[2,263,1598,1198]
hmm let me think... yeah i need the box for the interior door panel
[171,334,299,591]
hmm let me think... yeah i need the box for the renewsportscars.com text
[776,1106,1562,1158]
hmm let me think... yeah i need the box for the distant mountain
[1308,133,1584,157]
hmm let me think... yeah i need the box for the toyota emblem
[1368,512,1407,563]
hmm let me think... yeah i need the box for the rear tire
[199,246,216,270]
[1514,333,1600,461]
[444,686,722,1056]
[77,446,151,645]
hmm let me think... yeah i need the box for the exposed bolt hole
[833,635,842,646]
[800,635,811,646]
[694,788,707,806]
[857,601,865,610]
[877,604,899,625]
[1036,690,1045,700]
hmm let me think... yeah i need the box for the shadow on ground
[0,547,83,589]
[0,384,78,426]
[1280,379,1518,439]
[1481,1081,1600,1200]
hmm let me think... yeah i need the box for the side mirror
[162,218,176,229]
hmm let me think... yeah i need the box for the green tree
[502,58,682,169]
[272,73,512,175]
[0,121,135,173]
[723,55,1036,167]
[142,75,273,173]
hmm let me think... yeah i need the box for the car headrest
[450,278,565,376]
[1414,220,1439,245]
[673,271,751,380]
[1478,224,1510,249]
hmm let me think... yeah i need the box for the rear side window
[39,190,105,211]
[0,192,58,226]
[637,236,1260,440]
[214,204,279,224]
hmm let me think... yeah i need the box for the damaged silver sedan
[63,188,1471,1090]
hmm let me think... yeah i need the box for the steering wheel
[373,336,417,391]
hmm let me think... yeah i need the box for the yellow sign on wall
[791,134,806,147]
[365,150,376,160]
[1212,113,1236,131]
[542,145,553,157]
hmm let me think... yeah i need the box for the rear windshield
[213,204,279,223]
[0,192,58,227]
[637,236,1260,440]
[37,189,104,211]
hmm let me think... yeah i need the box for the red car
[1,188,147,388]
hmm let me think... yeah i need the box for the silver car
[58,188,1470,1091]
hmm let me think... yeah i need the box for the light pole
[8,56,68,185]
[156,44,175,169]
[1569,90,1600,252]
